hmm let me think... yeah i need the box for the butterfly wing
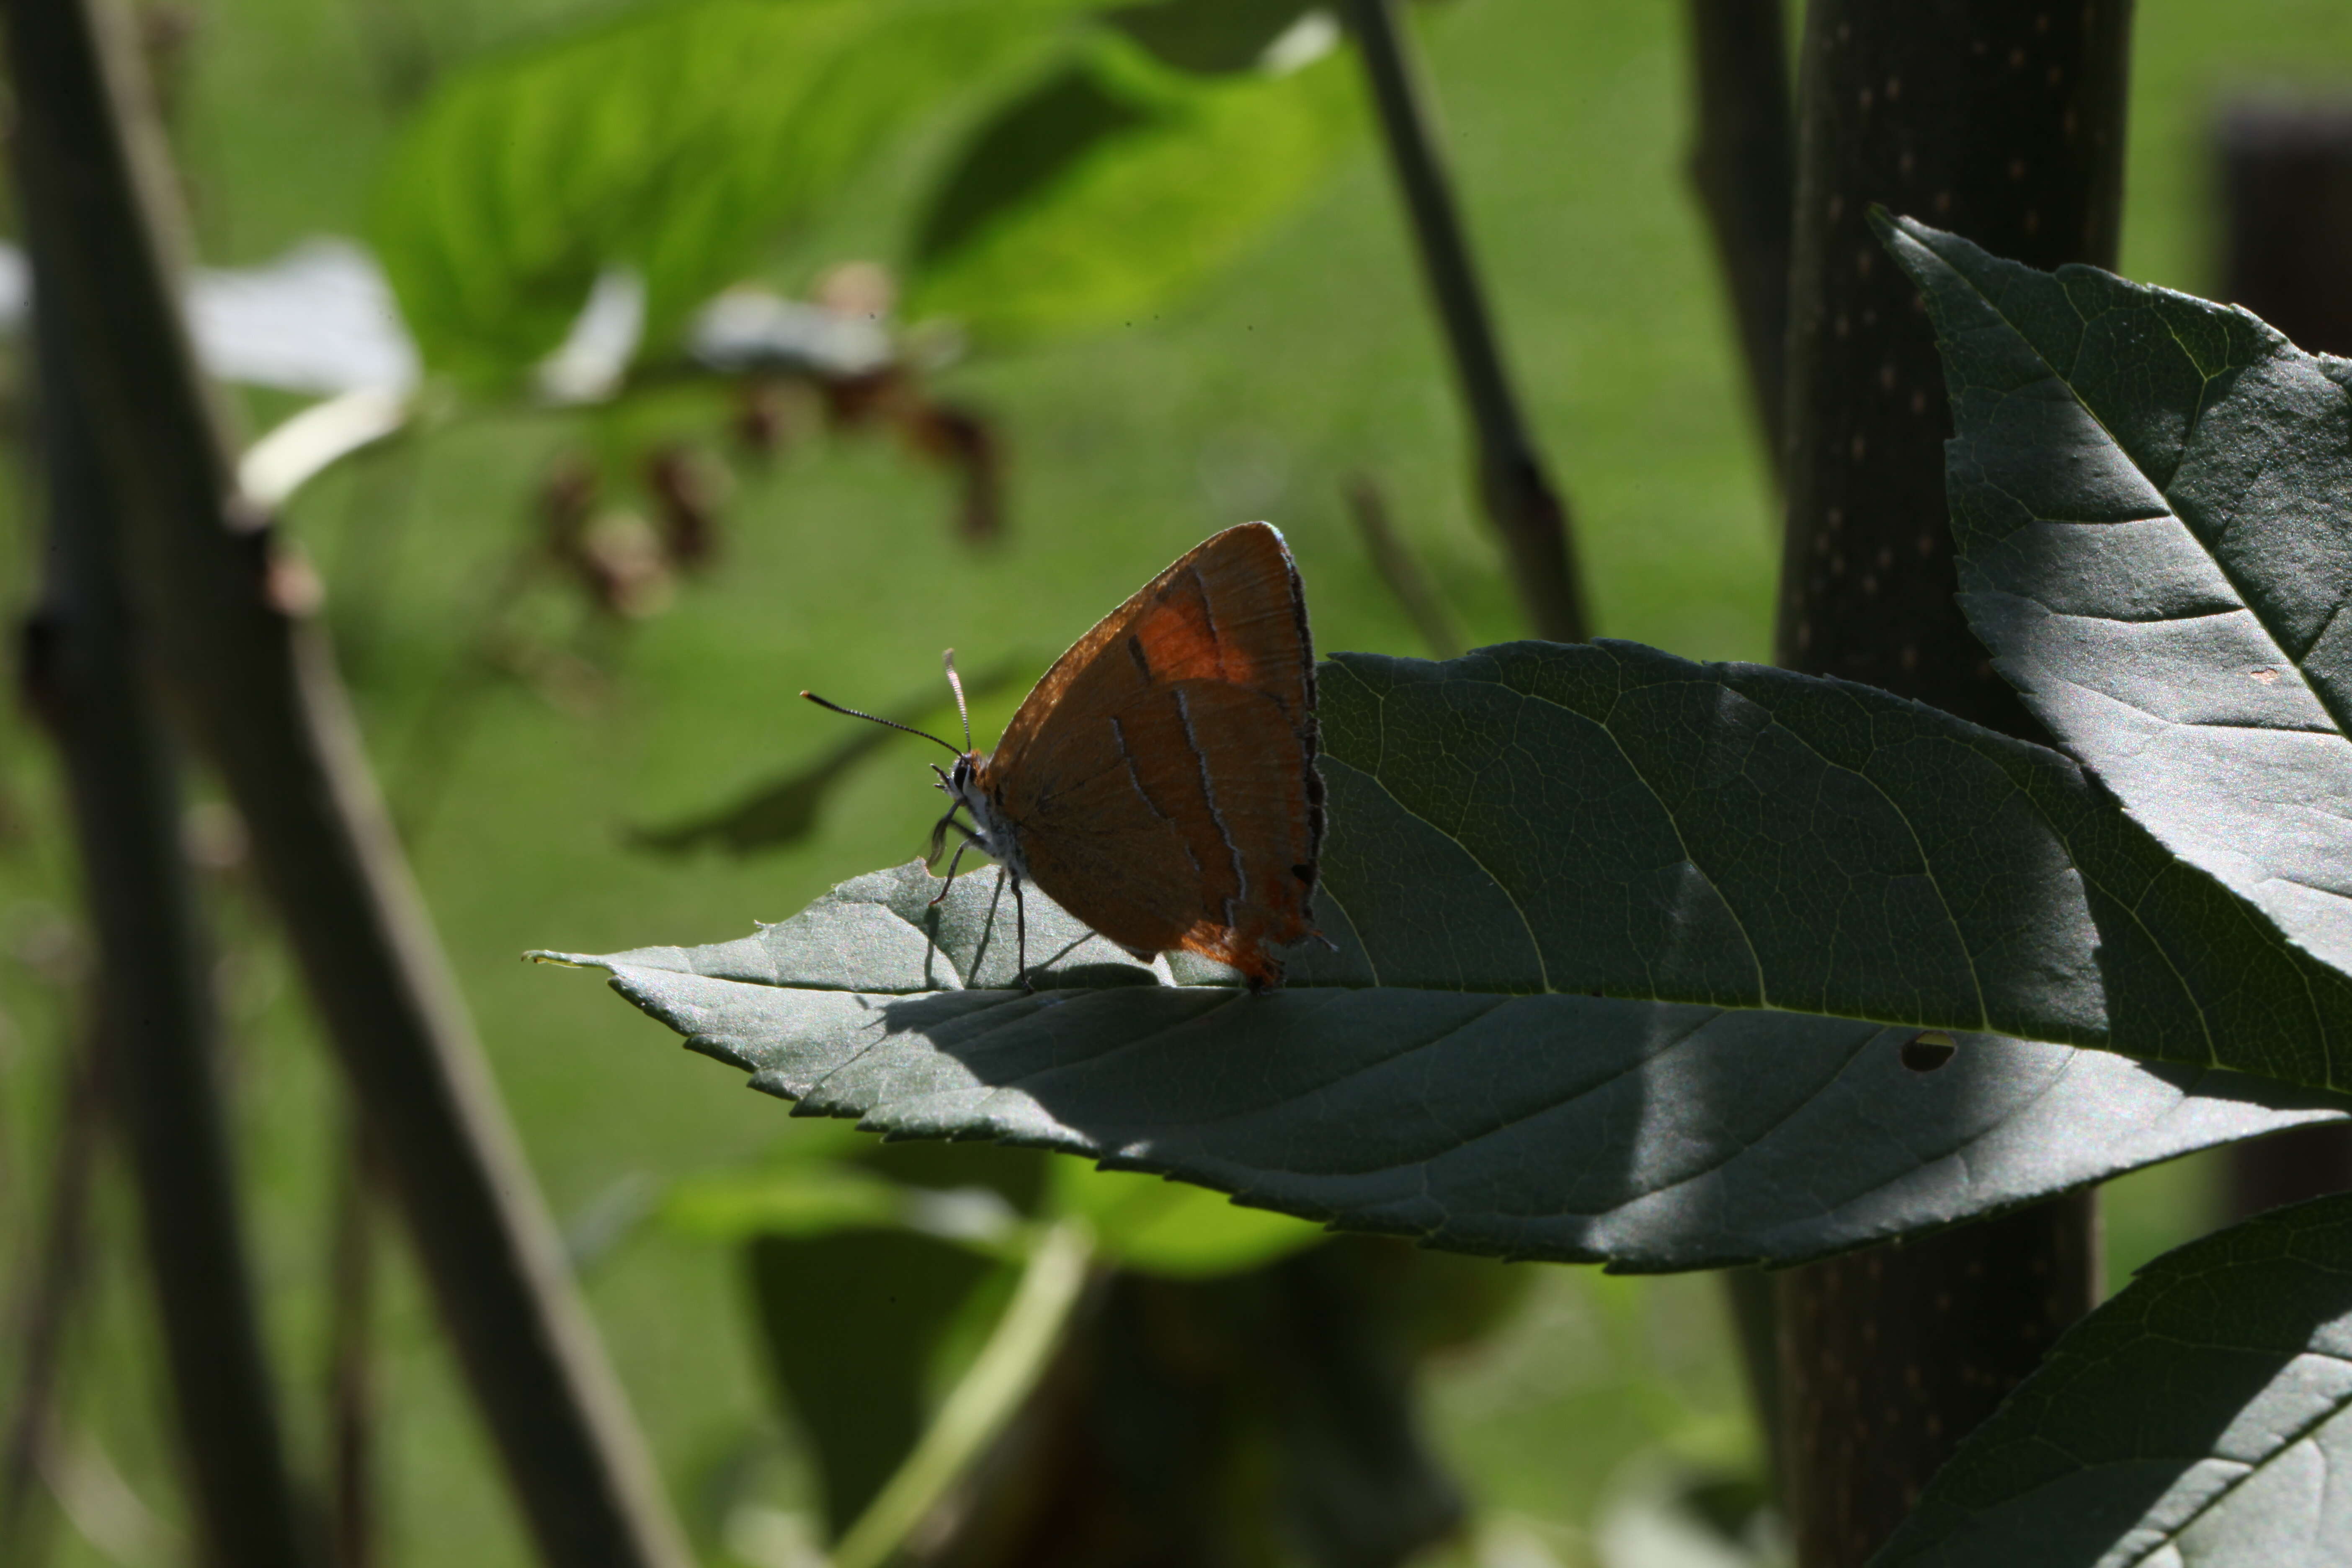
[979,523,1322,987]
[1011,678,1318,985]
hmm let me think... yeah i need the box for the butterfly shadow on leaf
[935,864,1176,994]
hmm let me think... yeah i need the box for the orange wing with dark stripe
[977,523,1322,988]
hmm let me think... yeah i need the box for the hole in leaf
[1901,1031,1957,1072]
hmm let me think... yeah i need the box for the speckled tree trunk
[1772,4,2131,1563]
[2213,102,2352,1223]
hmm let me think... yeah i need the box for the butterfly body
[925,523,1323,990]
[933,751,1037,915]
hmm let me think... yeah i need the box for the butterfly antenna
[800,691,962,754]
[941,650,973,752]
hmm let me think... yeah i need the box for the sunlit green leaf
[1105,0,1323,75]
[1884,213,2352,983]
[667,1161,1025,1248]
[1875,1193,2352,1567]
[536,642,2352,1269]
[911,64,1156,271]
[667,1161,908,1240]
[1053,1159,1326,1277]
[905,37,1361,336]
[371,0,1083,382]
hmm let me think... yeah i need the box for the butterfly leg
[1011,871,1033,993]
[931,833,981,906]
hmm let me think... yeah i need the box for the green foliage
[903,35,1362,336]
[732,1139,1043,1534]
[746,1229,1005,1534]
[1884,213,2352,984]
[370,0,1361,381]
[1052,1159,1327,1277]
[535,834,2341,1272]
[911,64,1155,270]
[1873,1193,2352,1567]
[666,1117,1327,1278]
[34,2,2352,1563]
[562,635,2352,1097]
[667,1089,1333,1541]
[1104,0,1324,75]
[370,0,1086,382]
[536,439,2352,1266]
[1302,645,2352,1090]
[667,1159,913,1240]
[543,230,2352,1267]
[603,209,2352,1564]
[908,1236,1469,1564]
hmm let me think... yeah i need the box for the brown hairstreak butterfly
[805,522,1324,990]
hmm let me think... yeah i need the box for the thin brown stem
[0,3,693,1563]
[325,1117,383,1568]
[1344,474,1465,660]
[1343,0,1588,644]
[1689,7,1805,1423]
[2212,102,2352,1220]
[23,196,313,1567]
[1684,0,1795,474]
[0,1032,104,1568]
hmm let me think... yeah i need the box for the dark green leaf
[934,1238,1462,1563]
[371,0,1076,382]
[732,1139,1044,1533]
[1873,1193,2352,1567]
[746,1228,1005,1534]
[912,65,1157,270]
[1881,213,2352,983]
[904,39,1360,335]
[1105,0,1321,75]
[534,644,2352,1269]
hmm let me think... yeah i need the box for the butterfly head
[926,752,980,853]
[804,651,1011,875]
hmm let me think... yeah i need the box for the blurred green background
[7,0,2352,1563]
